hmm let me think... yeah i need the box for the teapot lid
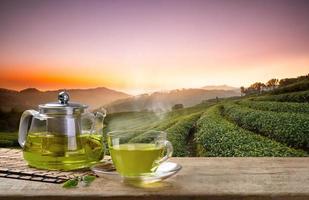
[38,91,88,115]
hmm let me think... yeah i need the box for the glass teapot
[18,91,106,171]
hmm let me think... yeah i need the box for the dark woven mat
[0,148,112,184]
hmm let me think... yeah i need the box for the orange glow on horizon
[1,56,308,95]
[1,0,309,95]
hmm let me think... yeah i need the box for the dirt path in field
[186,123,197,157]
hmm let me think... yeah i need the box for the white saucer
[91,161,182,184]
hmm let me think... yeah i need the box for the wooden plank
[0,157,308,200]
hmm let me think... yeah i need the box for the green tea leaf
[82,175,96,185]
[62,179,78,188]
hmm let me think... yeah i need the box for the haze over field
[0,85,239,112]
[0,0,309,94]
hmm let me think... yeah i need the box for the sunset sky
[0,0,308,94]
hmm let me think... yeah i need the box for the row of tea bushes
[251,90,309,103]
[165,112,202,157]
[237,100,309,114]
[223,103,309,149]
[151,114,184,131]
[152,101,214,131]
[195,105,306,157]
[129,112,202,157]
[104,111,162,132]
[271,79,309,95]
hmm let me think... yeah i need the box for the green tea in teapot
[23,132,104,171]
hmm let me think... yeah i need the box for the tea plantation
[105,88,309,157]
[1,87,309,157]
[195,105,306,156]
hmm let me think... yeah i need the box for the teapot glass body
[18,91,106,171]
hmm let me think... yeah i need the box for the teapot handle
[81,108,106,134]
[95,107,107,122]
[18,110,39,148]
[93,108,107,134]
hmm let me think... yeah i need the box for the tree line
[240,74,309,96]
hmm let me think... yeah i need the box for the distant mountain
[0,87,130,112]
[202,85,239,91]
[0,86,241,114]
[105,88,240,113]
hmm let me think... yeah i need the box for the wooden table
[0,157,308,200]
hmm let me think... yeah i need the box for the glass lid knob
[58,91,70,104]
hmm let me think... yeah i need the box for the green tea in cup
[107,130,173,177]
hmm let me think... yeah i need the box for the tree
[266,78,278,87]
[249,82,266,93]
[266,78,279,91]
[240,86,245,96]
[279,74,309,87]
[172,104,184,110]
[279,78,295,87]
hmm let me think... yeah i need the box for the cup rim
[107,129,166,138]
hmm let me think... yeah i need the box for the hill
[0,87,130,112]
[202,85,239,91]
[103,75,309,157]
[105,88,240,113]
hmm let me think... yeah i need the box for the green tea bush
[252,90,309,103]
[0,132,19,147]
[105,111,161,132]
[0,139,14,147]
[165,113,202,157]
[151,115,181,131]
[223,103,309,149]
[195,105,307,157]
[130,112,202,157]
[238,100,309,114]
[272,79,309,95]
[152,103,214,131]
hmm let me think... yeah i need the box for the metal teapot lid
[38,91,88,115]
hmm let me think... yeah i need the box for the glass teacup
[107,130,173,178]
